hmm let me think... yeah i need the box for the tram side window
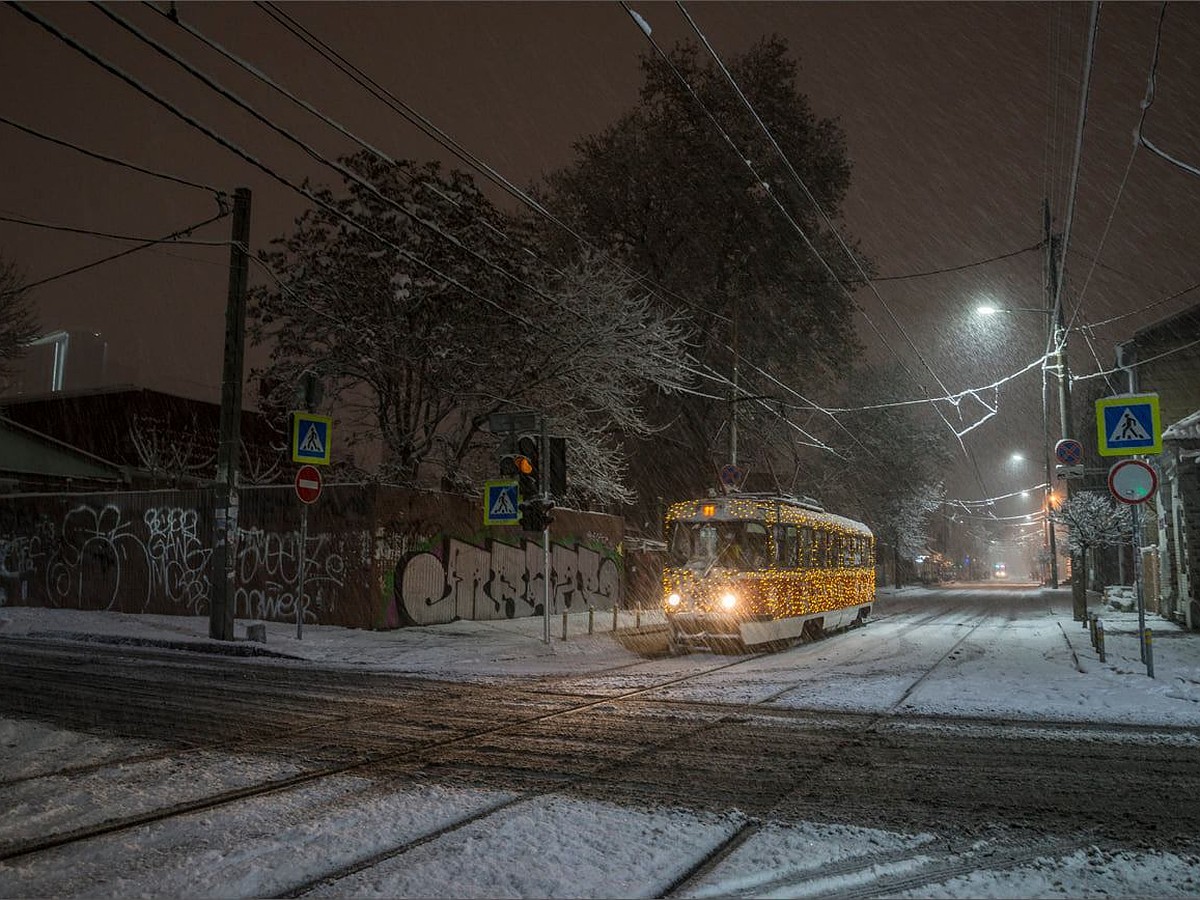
[777,525,798,568]
[849,536,862,567]
[832,534,846,568]
[813,530,828,567]
[799,527,813,567]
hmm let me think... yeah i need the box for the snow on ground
[2,585,1199,898]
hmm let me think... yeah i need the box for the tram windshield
[667,520,771,571]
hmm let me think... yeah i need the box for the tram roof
[666,493,873,536]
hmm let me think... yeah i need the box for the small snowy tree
[1051,491,1132,591]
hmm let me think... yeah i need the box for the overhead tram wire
[0,113,226,204]
[673,4,969,425]
[89,2,588,332]
[0,212,229,247]
[6,1,549,336]
[1136,3,1200,181]
[248,0,872,454]
[141,2,811,425]
[251,0,1038,464]
[249,0,731,328]
[5,210,230,292]
[135,0,716,401]
[128,2,738,413]
[666,2,1000,504]
[667,2,1000,500]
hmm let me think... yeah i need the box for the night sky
[3,1,1199,538]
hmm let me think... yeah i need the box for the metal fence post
[1145,628,1154,679]
[613,606,618,632]
[1089,612,1098,649]
[1096,619,1105,663]
[562,611,569,641]
[588,606,594,635]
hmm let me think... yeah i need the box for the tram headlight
[720,592,738,610]
[667,592,682,607]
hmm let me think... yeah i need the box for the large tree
[249,152,691,505]
[0,254,39,383]
[537,36,867,518]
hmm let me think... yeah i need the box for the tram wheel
[802,617,825,641]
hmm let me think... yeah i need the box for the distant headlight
[667,593,682,607]
[720,592,738,610]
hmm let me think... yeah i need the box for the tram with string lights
[661,492,875,653]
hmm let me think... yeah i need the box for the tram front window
[667,521,770,570]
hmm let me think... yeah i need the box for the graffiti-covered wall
[0,485,625,629]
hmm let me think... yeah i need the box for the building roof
[0,415,126,488]
[0,385,286,486]
[1163,408,1200,442]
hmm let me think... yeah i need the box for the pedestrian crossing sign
[484,480,520,526]
[1096,393,1161,457]
[291,412,333,465]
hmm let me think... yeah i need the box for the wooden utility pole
[1044,199,1085,620]
[210,187,252,641]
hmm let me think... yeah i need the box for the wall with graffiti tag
[0,484,626,629]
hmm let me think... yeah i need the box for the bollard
[1089,612,1098,649]
[562,611,569,641]
[1096,619,1105,663]
[588,606,594,635]
[636,607,642,629]
[1145,628,1155,679]
[612,605,619,632]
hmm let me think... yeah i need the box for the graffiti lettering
[392,537,620,626]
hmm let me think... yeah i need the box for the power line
[6,1,547,337]
[249,0,732,326]
[863,242,1044,283]
[668,3,1006,506]
[14,211,229,292]
[0,113,226,201]
[0,211,228,246]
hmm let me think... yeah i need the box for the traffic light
[519,497,555,533]
[515,435,541,501]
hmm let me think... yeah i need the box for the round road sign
[1054,438,1084,465]
[295,464,322,504]
[719,464,744,487]
[1107,459,1156,504]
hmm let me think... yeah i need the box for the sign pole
[1132,502,1145,664]
[297,504,307,641]
[542,417,551,645]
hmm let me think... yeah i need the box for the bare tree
[0,254,39,383]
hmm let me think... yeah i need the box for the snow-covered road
[1,585,1198,898]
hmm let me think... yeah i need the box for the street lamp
[975,305,1054,317]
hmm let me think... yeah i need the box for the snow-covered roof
[1163,408,1200,441]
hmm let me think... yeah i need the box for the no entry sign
[1107,459,1156,505]
[294,464,323,504]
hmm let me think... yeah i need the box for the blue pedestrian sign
[291,412,333,465]
[1096,394,1161,457]
[484,480,520,526]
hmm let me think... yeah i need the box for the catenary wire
[0,113,226,201]
[6,1,551,337]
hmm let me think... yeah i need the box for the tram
[661,492,875,652]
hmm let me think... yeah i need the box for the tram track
[4,596,1200,897]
